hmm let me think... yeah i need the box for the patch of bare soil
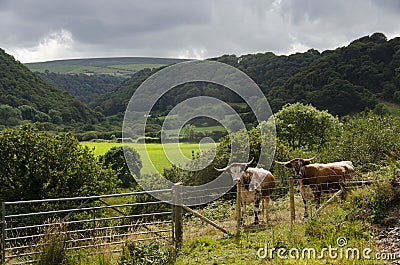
[375,198,400,264]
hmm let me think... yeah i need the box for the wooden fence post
[236,182,242,236]
[172,183,183,247]
[289,177,295,223]
[340,172,347,200]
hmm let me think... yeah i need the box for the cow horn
[214,165,229,172]
[275,160,290,165]
[245,157,254,166]
[304,155,317,162]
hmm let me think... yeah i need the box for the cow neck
[240,173,252,190]
[301,165,313,185]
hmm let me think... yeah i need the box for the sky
[1,0,400,63]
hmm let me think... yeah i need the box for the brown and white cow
[276,157,355,218]
[215,159,275,225]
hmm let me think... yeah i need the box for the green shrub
[0,123,117,202]
[120,241,174,265]
[345,170,397,223]
[320,111,400,171]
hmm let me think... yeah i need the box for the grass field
[82,142,216,174]
[25,57,188,77]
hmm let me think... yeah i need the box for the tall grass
[34,224,69,265]
[33,223,116,265]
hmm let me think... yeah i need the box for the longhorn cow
[276,157,355,218]
[215,159,275,225]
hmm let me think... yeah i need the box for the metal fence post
[172,183,183,247]
[1,202,6,265]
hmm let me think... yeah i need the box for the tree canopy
[274,102,341,150]
[0,123,117,201]
[100,146,142,189]
[0,48,100,128]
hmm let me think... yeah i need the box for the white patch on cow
[245,168,270,192]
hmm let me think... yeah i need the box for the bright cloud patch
[11,29,75,63]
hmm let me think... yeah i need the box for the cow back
[303,164,348,186]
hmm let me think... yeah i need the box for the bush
[274,102,341,150]
[345,164,400,223]
[100,146,142,188]
[0,123,117,201]
[320,111,400,171]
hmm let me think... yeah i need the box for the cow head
[214,158,254,184]
[276,156,316,178]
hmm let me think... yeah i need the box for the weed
[120,240,174,265]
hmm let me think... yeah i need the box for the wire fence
[180,172,383,237]
[0,173,384,264]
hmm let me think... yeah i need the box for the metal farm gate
[1,189,173,264]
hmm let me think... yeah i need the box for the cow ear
[284,163,293,168]
[304,160,311,165]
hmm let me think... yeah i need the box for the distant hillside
[25,57,189,77]
[268,32,400,115]
[90,49,322,117]
[2,32,399,133]
[91,33,400,119]
[37,72,125,104]
[0,49,100,128]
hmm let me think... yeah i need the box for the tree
[320,111,400,171]
[100,146,142,189]
[0,123,117,201]
[274,103,341,150]
[181,124,196,142]
[0,104,22,126]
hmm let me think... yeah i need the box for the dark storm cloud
[1,0,399,62]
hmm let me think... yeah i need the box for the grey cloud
[1,0,400,62]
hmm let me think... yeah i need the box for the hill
[25,57,189,77]
[36,72,125,104]
[92,33,400,119]
[91,50,321,117]
[268,32,400,115]
[0,48,100,129]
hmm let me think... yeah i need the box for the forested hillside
[90,49,321,117]
[1,33,400,131]
[268,32,400,115]
[0,49,100,128]
[91,33,400,118]
[37,72,125,104]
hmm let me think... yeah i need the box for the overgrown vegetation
[120,241,175,265]
[0,123,117,202]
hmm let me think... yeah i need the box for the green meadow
[81,142,216,174]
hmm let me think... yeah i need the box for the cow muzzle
[293,174,303,179]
